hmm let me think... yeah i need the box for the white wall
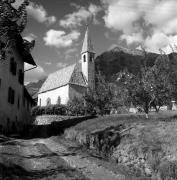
[38,85,69,106]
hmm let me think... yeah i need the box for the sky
[13,0,177,82]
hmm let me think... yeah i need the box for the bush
[32,104,67,116]
[67,97,96,116]
[32,97,96,116]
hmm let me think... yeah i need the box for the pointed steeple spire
[81,25,95,54]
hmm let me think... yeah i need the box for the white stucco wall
[38,85,69,106]
[81,52,95,89]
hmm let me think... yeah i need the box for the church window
[57,96,61,104]
[83,55,86,62]
[46,98,51,106]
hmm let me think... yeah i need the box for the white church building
[38,26,96,106]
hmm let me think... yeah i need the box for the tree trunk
[145,113,149,119]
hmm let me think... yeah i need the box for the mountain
[25,78,46,99]
[95,46,159,81]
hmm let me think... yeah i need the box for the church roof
[38,63,87,94]
[81,26,95,54]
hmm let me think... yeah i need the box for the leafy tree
[84,72,114,115]
[67,96,86,116]
[117,54,173,118]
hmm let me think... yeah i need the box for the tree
[117,53,173,118]
[84,72,114,115]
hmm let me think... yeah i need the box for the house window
[57,96,61,104]
[83,55,86,62]
[8,87,15,104]
[10,57,17,75]
[18,69,24,85]
[46,98,51,106]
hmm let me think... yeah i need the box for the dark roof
[81,26,95,54]
[38,63,87,94]
[16,34,36,66]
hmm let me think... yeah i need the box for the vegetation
[64,111,177,179]
[116,52,177,117]
[32,104,67,116]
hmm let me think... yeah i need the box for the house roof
[16,34,36,66]
[81,26,95,54]
[38,63,87,94]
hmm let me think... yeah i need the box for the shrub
[67,97,86,116]
[67,96,96,116]
[32,104,67,116]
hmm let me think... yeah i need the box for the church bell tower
[81,25,95,89]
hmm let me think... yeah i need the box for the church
[38,26,96,106]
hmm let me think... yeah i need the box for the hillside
[95,46,158,81]
[25,78,46,99]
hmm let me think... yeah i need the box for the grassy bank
[64,111,177,179]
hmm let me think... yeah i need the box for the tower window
[90,54,94,62]
[83,55,86,62]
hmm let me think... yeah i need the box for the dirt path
[32,137,127,180]
[0,135,128,180]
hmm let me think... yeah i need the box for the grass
[68,111,177,133]
[64,110,177,179]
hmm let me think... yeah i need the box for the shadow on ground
[20,115,96,139]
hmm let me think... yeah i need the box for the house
[0,0,36,132]
[38,26,95,106]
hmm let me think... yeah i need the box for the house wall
[0,38,28,131]
[38,85,69,106]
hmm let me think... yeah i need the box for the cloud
[59,4,101,28]
[144,31,177,53]
[44,29,80,48]
[65,48,78,54]
[27,2,56,25]
[102,0,142,34]
[102,0,177,53]
[44,62,52,65]
[24,63,46,82]
[57,62,68,69]
[23,33,37,42]
[13,0,56,25]
[120,32,144,45]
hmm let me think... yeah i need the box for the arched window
[46,98,51,106]
[90,54,94,62]
[83,55,86,62]
[57,96,61,104]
